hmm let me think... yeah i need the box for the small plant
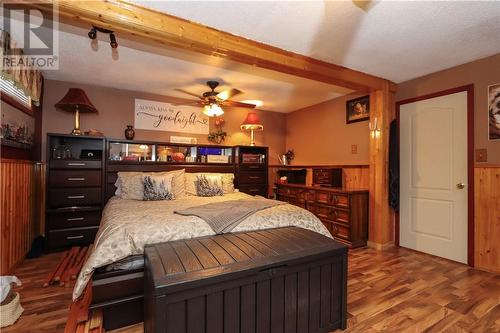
[285,149,295,163]
[208,118,227,144]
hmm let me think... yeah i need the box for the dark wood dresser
[276,183,369,248]
[46,133,105,249]
[234,145,269,197]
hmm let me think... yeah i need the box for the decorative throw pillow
[195,175,224,197]
[115,169,186,200]
[185,173,234,195]
[143,174,174,201]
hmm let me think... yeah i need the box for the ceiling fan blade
[170,100,201,106]
[222,100,256,109]
[217,88,242,101]
[174,88,203,99]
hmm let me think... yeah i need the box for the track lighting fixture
[88,27,97,40]
[87,25,118,49]
[109,33,118,49]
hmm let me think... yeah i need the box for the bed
[82,191,331,330]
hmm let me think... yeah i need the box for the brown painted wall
[285,93,370,165]
[42,79,286,163]
[396,53,500,164]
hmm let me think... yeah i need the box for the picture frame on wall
[0,96,35,150]
[488,83,500,140]
[346,95,370,124]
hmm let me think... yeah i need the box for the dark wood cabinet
[276,183,368,248]
[46,133,105,250]
[234,145,268,197]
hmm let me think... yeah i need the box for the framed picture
[0,97,35,150]
[488,83,500,140]
[346,95,370,124]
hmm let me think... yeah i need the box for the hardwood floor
[3,247,499,333]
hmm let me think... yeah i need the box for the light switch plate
[351,144,358,154]
[475,149,487,162]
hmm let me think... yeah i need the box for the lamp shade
[54,88,98,113]
[240,112,263,131]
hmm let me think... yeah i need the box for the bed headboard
[105,162,235,203]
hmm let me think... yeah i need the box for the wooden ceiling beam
[34,0,391,92]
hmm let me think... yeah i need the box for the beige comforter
[73,192,331,300]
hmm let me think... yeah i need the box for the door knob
[456,183,465,189]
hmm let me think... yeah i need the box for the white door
[400,91,468,263]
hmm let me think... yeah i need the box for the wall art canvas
[346,95,370,124]
[0,100,35,149]
[488,83,500,140]
[134,99,209,135]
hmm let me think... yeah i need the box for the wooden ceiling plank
[31,0,391,92]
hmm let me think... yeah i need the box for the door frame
[395,84,475,266]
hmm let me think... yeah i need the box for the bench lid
[145,226,347,295]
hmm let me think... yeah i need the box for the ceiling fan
[175,80,256,117]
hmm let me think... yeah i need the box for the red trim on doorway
[395,84,475,267]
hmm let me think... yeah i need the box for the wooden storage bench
[144,226,348,333]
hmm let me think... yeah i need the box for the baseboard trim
[367,241,395,251]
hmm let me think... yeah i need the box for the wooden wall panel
[474,166,500,273]
[0,159,43,274]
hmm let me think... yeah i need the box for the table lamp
[55,88,98,135]
[240,112,263,146]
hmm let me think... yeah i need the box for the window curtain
[0,30,43,105]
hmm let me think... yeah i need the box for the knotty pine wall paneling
[0,159,44,274]
[474,166,500,273]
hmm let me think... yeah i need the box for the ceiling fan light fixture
[203,103,224,117]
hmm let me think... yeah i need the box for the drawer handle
[67,177,85,181]
[330,195,338,203]
[248,166,260,169]
[67,217,85,221]
[66,235,84,240]
[331,225,339,235]
[67,162,86,166]
[248,176,260,179]
[248,189,259,192]
[67,195,85,199]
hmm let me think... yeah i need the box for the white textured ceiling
[131,0,500,83]
[39,22,352,113]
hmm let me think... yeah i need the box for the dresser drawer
[48,209,101,229]
[299,189,316,201]
[238,184,268,197]
[239,164,266,172]
[331,222,350,241]
[49,170,101,188]
[315,204,350,224]
[48,226,98,249]
[48,188,102,207]
[50,159,102,169]
[329,193,349,208]
[238,171,267,184]
[277,186,300,198]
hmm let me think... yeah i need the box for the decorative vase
[124,125,135,140]
[172,152,185,162]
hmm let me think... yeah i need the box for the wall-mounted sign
[170,136,197,144]
[134,99,209,134]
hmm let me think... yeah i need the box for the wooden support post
[368,82,396,250]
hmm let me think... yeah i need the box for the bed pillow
[185,173,235,195]
[115,169,186,200]
[158,169,185,199]
[143,173,174,201]
[195,175,224,197]
[115,172,143,200]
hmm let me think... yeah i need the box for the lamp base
[71,109,82,135]
[71,128,83,136]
